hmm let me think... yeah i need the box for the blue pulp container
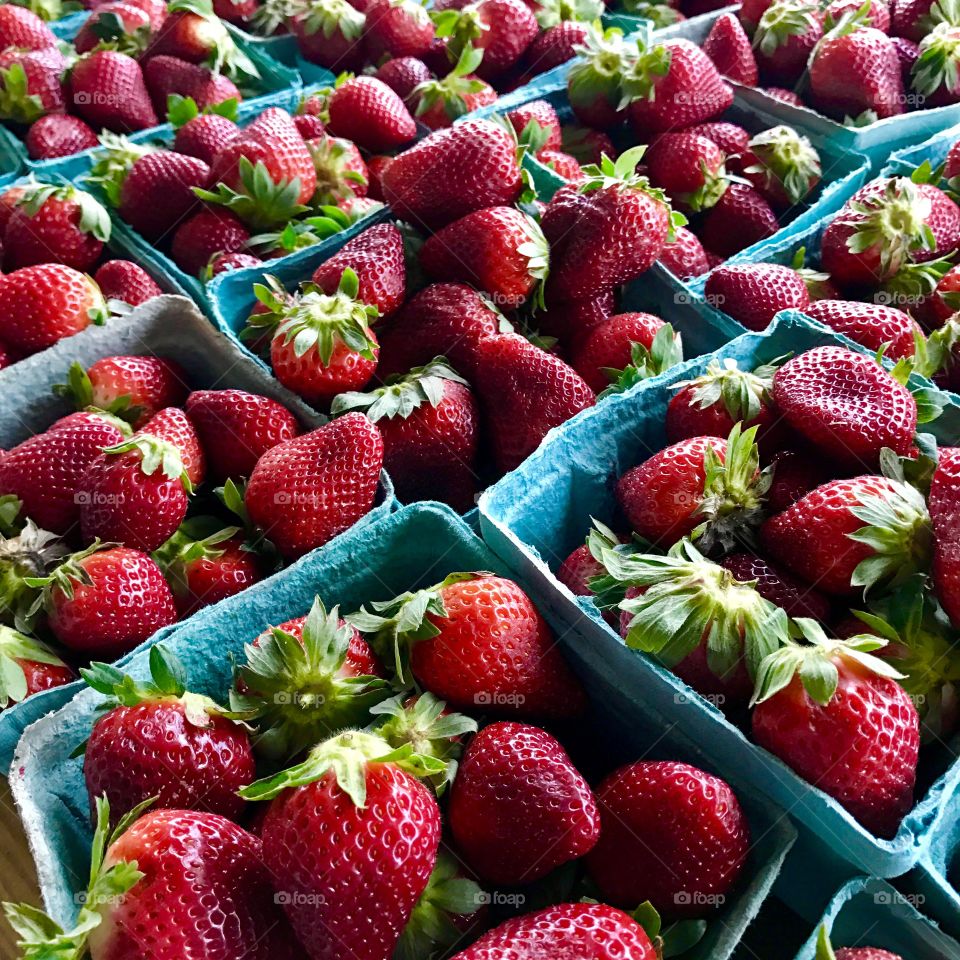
[883,118,960,176]
[0,125,24,187]
[10,500,795,960]
[477,310,960,880]
[0,293,394,769]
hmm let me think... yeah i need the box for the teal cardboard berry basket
[0,125,24,188]
[0,294,394,771]
[11,499,795,960]
[882,117,960,176]
[477,310,960,881]
[907,806,960,942]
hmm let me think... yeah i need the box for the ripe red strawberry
[689,120,751,156]
[0,626,74,709]
[752,623,919,837]
[144,0,249,69]
[624,38,733,136]
[538,289,615,346]
[294,112,328,139]
[772,346,917,467]
[657,225,711,279]
[0,264,108,355]
[703,12,758,83]
[25,114,99,160]
[762,475,931,595]
[82,645,255,822]
[926,263,960,325]
[209,251,262,275]
[767,447,831,512]
[245,412,384,559]
[32,544,177,657]
[327,76,417,153]
[809,26,904,121]
[74,1,153,55]
[308,133,370,205]
[0,47,65,125]
[565,24,635,129]
[741,125,822,210]
[171,208,250,276]
[374,55,432,102]
[526,19,590,73]
[507,99,562,152]
[805,300,921,359]
[382,118,523,229]
[893,34,920,83]
[4,182,110,273]
[364,0,435,59]
[539,148,583,181]
[172,111,239,164]
[68,51,159,133]
[438,0,538,81]
[828,0,891,28]
[820,927,903,960]
[721,552,832,621]
[705,263,810,331]
[375,282,506,377]
[929,447,960,629]
[0,5,56,51]
[645,131,728,213]
[214,0,258,23]
[700,184,779,258]
[412,45,497,129]
[350,573,588,718]
[93,260,164,307]
[557,524,621,596]
[143,56,242,115]
[753,0,825,85]
[139,406,205,486]
[450,721,599,885]
[242,730,442,960]
[185,389,299,482]
[291,0,368,72]
[587,761,750,918]
[474,334,595,472]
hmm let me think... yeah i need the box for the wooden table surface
[0,778,39,959]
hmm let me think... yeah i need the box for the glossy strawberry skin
[705,264,810,331]
[834,950,903,960]
[374,56,432,102]
[68,51,159,133]
[721,552,832,621]
[557,543,606,596]
[171,208,250,277]
[645,131,725,209]
[261,763,441,960]
[176,536,265,617]
[363,0,435,60]
[702,12,758,84]
[700,184,779,258]
[90,810,300,960]
[93,261,163,307]
[85,356,188,428]
[327,76,417,153]
[587,761,750,919]
[0,6,56,51]
[75,1,151,54]
[929,447,960,629]
[139,407,205,486]
[16,658,75,700]
[506,100,562,151]
[658,225,711,280]
[524,20,590,73]
[449,721,600,885]
[143,56,241,115]
[85,701,256,823]
[47,547,178,657]
[245,413,384,560]
[118,151,210,243]
[666,385,782,450]
[571,312,666,393]
[25,114,100,160]
[766,447,830,512]
[804,300,920,361]
[4,194,103,272]
[173,113,238,165]
[753,657,919,838]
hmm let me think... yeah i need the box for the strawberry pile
[564,343,959,839]
[0,0,262,162]
[5,569,760,959]
[0,353,385,712]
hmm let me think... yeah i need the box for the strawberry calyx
[598,323,683,399]
[622,0,684,24]
[672,357,780,425]
[0,62,48,126]
[251,0,304,37]
[240,728,448,806]
[923,311,960,379]
[167,0,260,80]
[100,433,193,493]
[568,24,637,113]
[753,0,821,54]
[912,22,960,98]
[744,126,821,206]
[249,204,372,256]
[166,92,239,128]
[331,357,467,420]
[308,134,369,205]
[535,0,603,28]
[0,519,70,632]
[590,538,790,686]
[231,597,390,760]
[297,0,365,41]
[790,247,835,298]
[414,44,488,125]
[629,900,707,960]
[881,253,955,302]
[3,794,149,959]
[619,36,672,105]
[243,275,296,348]
[0,626,69,709]
[750,617,903,707]
[87,8,153,56]
[86,133,157,208]
[432,3,488,66]
[23,539,119,604]
[152,516,247,600]
[53,361,146,424]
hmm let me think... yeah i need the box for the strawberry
[138,406,204,486]
[376,282,507,377]
[327,75,417,152]
[762,475,931,595]
[93,260,164,307]
[435,0,538,81]
[291,0,368,72]
[558,534,613,596]
[906,22,960,106]
[350,572,587,717]
[540,148,583,181]
[308,133,370,205]
[0,518,73,631]
[721,552,832,621]
[0,5,56,50]
[214,0,257,23]
[767,447,831,512]
[172,109,239,164]
[689,120,751,156]
[763,85,807,106]
[646,131,728,213]
[57,357,187,428]
[119,0,168,29]
[0,48,65,124]
[412,45,496,129]
[293,112,327,139]
[374,55,432,101]
[6,801,299,960]
[741,125,822,210]
[525,19,590,73]
[382,118,523,229]
[245,412,383,559]
[74,1,153,55]
[772,346,917,467]
[704,263,810,331]
[364,0,435,60]
[565,25,636,129]
[185,388,299,482]
[143,56,242,115]
[893,35,921,83]
[827,0,891,28]
[930,447,960,628]
[4,182,111,273]
[171,208,250,276]
[241,730,442,960]
[82,644,255,821]
[703,11,758,83]
[560,124,616,166]
[0,626,73,708]
[624,38,733,136]
[700,184,779,258]
[809,25,905,122]
[752,0,825,86]
[805,300,922,359]
[546,149,674,304]
[891,0,936,42]
[68,50,159,133]
[507,99,562,151]
[449,721,598,885]
[657,225,711,279]
[587,761,749,917]
[538,288,615,347]
[144,0,255,75]
[818,927,903,960]
[0,264,108,355]
[30,544,177,657]
[209,251,261,274]
[25,114,99,160]
[751,622,919,837]
[474,334,595,472]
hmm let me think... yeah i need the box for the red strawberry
[753,0,825,85]
[891,0,935,41]
[449,903,655,960]
[763,85,807,106]
[721,552,832,621]
[828,0,891,28]
[25,114,99,160]
[173,111,239,164]
[825,928,903,960]
[138,406,204,486]
[185,388,299,483]
[308,133,370,205]
[805,299,921,359]
[293,112,327,140]
[374,55,432,101]
[74,1,153,55]
[741,125,822,210]
[291,0,368,72]
[327,76,417,152]
[565,24,635,129]
[35,544,177,657]
[382,118,523,229]
[926,263,960,325]
[0,5,56,51]
[143,56,242,115]
[93,260,164,307]
[4,182,110,273]
[507,99,562,151]
[351,573,588,718]
[645,131,728,213]
[767,447,831,512]
[0,48,65,124]
[762,475,931,595]
[587,761,750,918]
[214,0,258,23]
[771,346,917,467]
[0,264,108,355]
[539,148,582,181]
[474,334,595,472]
[703,12,758,83]
[752,624,919,837]
[657,225,711,279]
[245,412,384,559]
[929,447,960,628]
[82,645,255,821]
[364,0,435,59]
[68,51,159,132]
[412,45,497,129]
[209,251,261,275]
[439,0,538,81]
[449,721,599,885]
[699,183,779,258]
[171,208,250,276]
[144,1,247,68]
[689,120,752,156]
[538,288,615,346]
[526,20,590,73]
[704,263,810,331]
[242,730,442,960]
[0,626,74,709]
[557,525,621,596]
